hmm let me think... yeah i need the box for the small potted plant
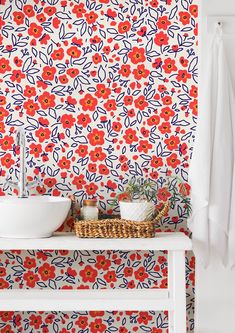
[113,177,191,222]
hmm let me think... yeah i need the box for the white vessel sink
[0,196,71,238]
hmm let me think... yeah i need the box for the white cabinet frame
[0,232,192,333]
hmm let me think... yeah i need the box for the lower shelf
[0,288,173,311]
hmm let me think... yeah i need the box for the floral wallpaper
[0,0,198,332]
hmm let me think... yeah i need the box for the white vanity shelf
[0,232,192,333]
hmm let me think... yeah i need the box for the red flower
[123,95,133,106]
[72,175,86,190]
[158,121,171,134]
[13,11,25,25]
[23,99,39,116]
[0,278,9,289]
[190,85,198,98]
[124,267,133,277]
[123,128,138,144]
[24,85,36,97]
[103,270,117,283]
[176,70,191,83]
[133,64,150,80]
[75,144,88,158]
[154,31,169,46]
[179,56,189,67]
[137,140,152,153]
[179,182,191,196]
[179,11,191,25]
[23,5,35,17]
[104,99,117,112]
[38,263,56,281]
[28,22,43,38]
[1,325,14,333]
[77,113,91,127]
[87,129,105,146]
[134,95,148,110]
[112,121,122,132]
[189,4,198,18]
[1,153,14,169]
[67,68,79,78]
[85,11,98,24]
[147,114,160,126]
[60,114,76,129]
[162,95,172,105]
[35,127,51,143]
[88,163,97,172]
[137,312,153,324]
[75,316,88,329]
[99,164,109,175]
[0,57,11,73]
[23,256,36,269]
[89,318,107,333]
[162,58,177,74]
[164,135,180,150]
[29,314,42,330]
[38,91,56,110]
[189,99,198,116]
[92,53,102,64]
[42,66,56,81]
[23,271,39,288]
[128,47,146,64]
[0,135,14,151]
[156,15,171,30]
[80,93,98,111]
[29,143,42,157]
[51,47,64,60]
[118,64,131,77]
[134,267,148,282]
[157,187,171,201]
[67,46,81,58]
[58,156,71,169]
[150,0,159,7]
[150,156,163,168]
[95,84,111,99]
[118,20,131,34]
[90,147,106,162]
[160,107,175,121]
[10,70,25,83]
[85,182,98,195]
[0,267,6,277]
[95,255,111,270]
[0,108,8,121]
[80,265,98,283]
[43,178,56,188]
[160,278,168,288]
[72,3,86,18]
[0,312,13,322]
[44,6,56,16]
[90,311,105,317]
[166,153,180,168]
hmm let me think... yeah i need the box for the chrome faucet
[4,127,40,198]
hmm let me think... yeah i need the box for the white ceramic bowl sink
[0,196,71,238]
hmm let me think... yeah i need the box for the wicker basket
[74,202,168,238]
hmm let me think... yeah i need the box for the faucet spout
[4,127,41,198]
[17,127,27,198]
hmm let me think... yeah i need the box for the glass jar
[81,199,99,221]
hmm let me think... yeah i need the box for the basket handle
[153,201,169,223]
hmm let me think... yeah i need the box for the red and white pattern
[0,0,198,332]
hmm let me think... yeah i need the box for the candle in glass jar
[81,199,99,220]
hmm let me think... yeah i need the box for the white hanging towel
[188,25,235,267]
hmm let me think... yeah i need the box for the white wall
[196,1,235,332]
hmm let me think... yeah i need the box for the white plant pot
[119,201,155,222]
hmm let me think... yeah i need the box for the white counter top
[0,232,192,250]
